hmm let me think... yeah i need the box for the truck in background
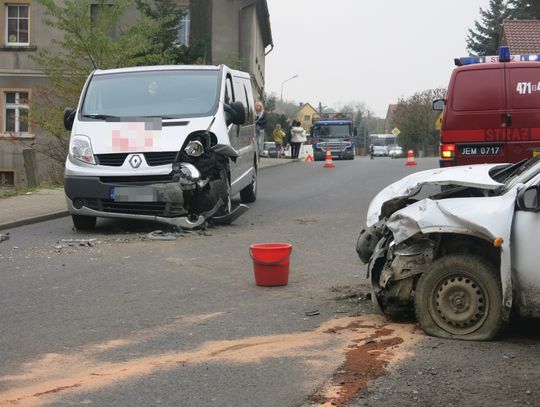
[435,46,540,167]
[311,112,355,161]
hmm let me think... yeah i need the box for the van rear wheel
[72,215,96,231]
[415,254,503,341]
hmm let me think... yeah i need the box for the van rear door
[505,63,540,161]
[443,64,507,165]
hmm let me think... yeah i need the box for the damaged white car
[356,158,540,340]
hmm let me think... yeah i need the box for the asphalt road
[1,157,539,407]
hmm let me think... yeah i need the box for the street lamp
[280,74,299,102]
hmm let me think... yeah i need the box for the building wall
[208,0,267,99]
[296,104,318,132]
[0,0,271,188]
[0,1,64,187]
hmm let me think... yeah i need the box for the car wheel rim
[429,274,489,335]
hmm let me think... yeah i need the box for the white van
[63,65,258,230]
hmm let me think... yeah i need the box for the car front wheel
[415,254,503,341]
[72,215,97,231]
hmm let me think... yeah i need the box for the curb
[0,210,69,231]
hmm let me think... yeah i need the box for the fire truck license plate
[460,146,501,156]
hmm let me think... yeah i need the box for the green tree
[29,0,149,165]
[135,0,207,65]
[29,0,203,165]
[507,0,540,19]
[393,88,446,155]
[467,0,509,55]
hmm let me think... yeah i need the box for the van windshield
[314,124,351,139]
[81,70,220,119]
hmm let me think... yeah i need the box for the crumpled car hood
[366,164,505,227]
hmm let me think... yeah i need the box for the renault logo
[129,155,142,168]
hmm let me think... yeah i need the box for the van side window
[232,79,248,123]
[243,84,253,123]
[452,69,504,112]
[225,76,234,105]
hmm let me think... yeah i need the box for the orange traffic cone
[304,153,314,163]
[405,149,417,166]
[323,146,335,168]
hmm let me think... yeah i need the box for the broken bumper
[64,175,209,229]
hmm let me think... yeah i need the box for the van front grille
[96,153,128,166]
[144,152,177,166]
[96,152,177,167]
[82,198,185,217]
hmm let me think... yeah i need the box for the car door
[510,182,540,318]
[231,76,254,192]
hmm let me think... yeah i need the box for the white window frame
[3,91,29,134]
[5,3,30,46]
[176,8,190,46]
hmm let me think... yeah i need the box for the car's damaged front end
[357,164,516,321]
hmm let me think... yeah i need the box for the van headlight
[70,135,96,165]
[184,140,204,157]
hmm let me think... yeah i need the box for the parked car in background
[261,141,277,158]
[388,145,404,158]
[369,134,396,158]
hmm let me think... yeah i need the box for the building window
[5,4,29,46]
[176,8,190,46]
[0,170,15,187]
[304,115,310,121]
[4,91,29,133]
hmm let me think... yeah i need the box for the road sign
[391,127,400,137]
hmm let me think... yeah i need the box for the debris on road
[54,238,100,253]
[0,232,9,243]
[305,310,320,317]
[147,230,183,241]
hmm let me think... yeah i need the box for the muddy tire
[240,166,257,203]
[72,215,96,231]
[415,254,503,341]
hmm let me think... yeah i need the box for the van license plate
[460,146,501,156]
[112,187,156,202]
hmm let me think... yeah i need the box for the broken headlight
[184,140,205,157]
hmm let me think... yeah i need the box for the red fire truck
[435,46,540,167]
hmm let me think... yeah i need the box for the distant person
[255,101,267,156]
[290,120,307,159]
[272,124,286,158]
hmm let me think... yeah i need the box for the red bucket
[249,243,292,286]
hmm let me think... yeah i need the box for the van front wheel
[415,254,503,341]
[72,215,97,231]
[240,167,257,203]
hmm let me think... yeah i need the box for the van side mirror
[225,101,246,126]
[432,99,445,112]
[517,185,540,211]
[63,108,76,131]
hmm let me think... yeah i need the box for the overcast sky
[264,0,491,117]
